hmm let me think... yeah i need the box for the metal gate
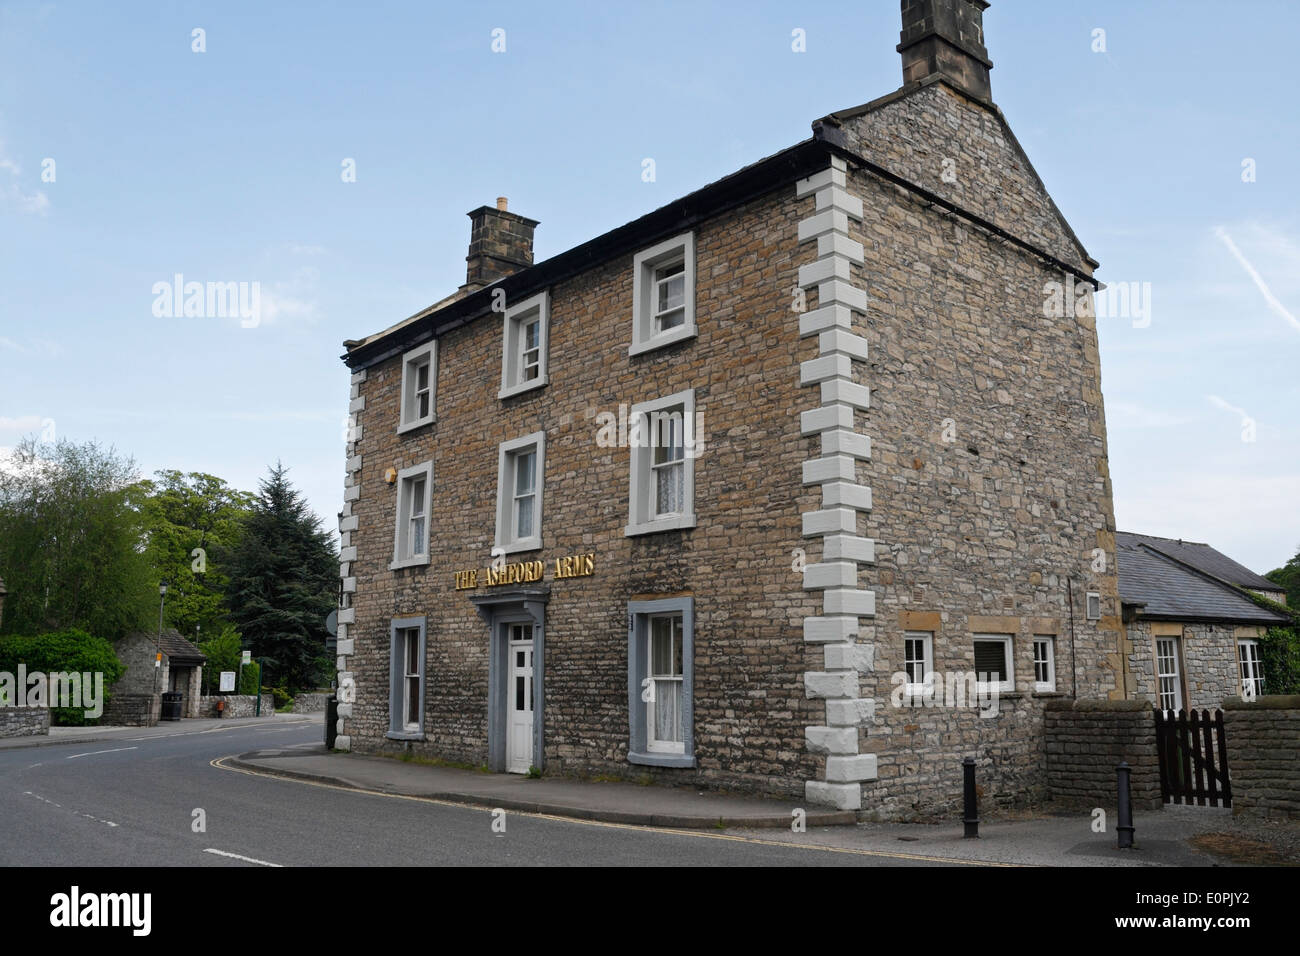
[1153,708,1231,807]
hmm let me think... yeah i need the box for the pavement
[228,741,1283,865]
[228,744,856,829]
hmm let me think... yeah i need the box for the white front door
[507,624,534,774]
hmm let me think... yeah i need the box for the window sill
[390,555,430,571]
[396,415,435,436]
[625,514,696,538]
[495,538,542,556]
[628,750,696,769]
[498,376,548,401]
[628,324,697,357]
[1032,688,1063,697]
[386,730,426,742]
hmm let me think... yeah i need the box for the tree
[138,470,256,638]
[226,463,337,693]
[0,437,153,639]
[1265,548,1300,609]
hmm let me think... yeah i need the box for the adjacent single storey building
[106,628,207,724]
[1117,532,1289,712]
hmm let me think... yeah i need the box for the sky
[0,0,1296,575]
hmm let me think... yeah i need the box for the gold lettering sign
[452,553,595,590]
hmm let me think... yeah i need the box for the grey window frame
[387,616,427,740]
[627,597,695,768]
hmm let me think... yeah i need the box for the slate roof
[1117,532,1284,595]
[155,629,206,666]
[1116,534,1288,625]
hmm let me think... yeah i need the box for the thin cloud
[1214,225,1300,333]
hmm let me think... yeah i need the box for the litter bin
[325,695,338,749]
[161,691,183,721]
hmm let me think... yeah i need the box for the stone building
[105,629,206,725]
[334,0,1124,817]
[1117,532,1288,712]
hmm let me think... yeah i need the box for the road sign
[241,650,251,665]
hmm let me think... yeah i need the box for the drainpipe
[1067,578,1078,699]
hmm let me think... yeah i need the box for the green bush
[238,661,260,695]
[0,628,125,725]
[1260,626,1300,695]
[269,685,292,709]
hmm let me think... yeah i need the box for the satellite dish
[325,610,338,636]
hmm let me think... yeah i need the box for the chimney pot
[496,196,508,211]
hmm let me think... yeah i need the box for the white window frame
[390,460,433,569]
[1237,639,1264,699]
[498,291,549,399]
[972,633,1014,695]
[626,389,697,537]
[1033,635,1056,692]
[397,341,437,433]
[1155,636,1184,713]
[1085,591,1101,621]
[630,232,696,356]
[495,432,545,555]
[646,613,685,755]
[902,631,934,700]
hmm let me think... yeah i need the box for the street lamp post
[154,581,168,706]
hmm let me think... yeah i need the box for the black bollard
[962,756,979,838]
[1116,760,1134,849]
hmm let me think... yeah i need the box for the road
[0,717,932,866]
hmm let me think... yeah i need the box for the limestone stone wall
[102,694,158,727]
[1043,699,1161,812]
[293,692,328,713]
[833,79,1091,272]
[196,694,274,718]
[837,82,1121,817]
[0,706,50,737]
[1224,695,1300,821]
[112,633,168,697]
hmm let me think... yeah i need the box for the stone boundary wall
[0,706,50,737]
[1043,699,1161,811]
[1223,695,1300,821]
[293,693,328,713]
[197,694,276,718]
[103,693,158,727]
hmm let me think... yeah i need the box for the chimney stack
[462,198,539,292]
[898,0,993,104]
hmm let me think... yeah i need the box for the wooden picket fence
[1153,708,1231,808]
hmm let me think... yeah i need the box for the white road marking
[204,848,282,867]
[24,791,118,827]
[65,746,138,759]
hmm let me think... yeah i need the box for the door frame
[471,588,548,774]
